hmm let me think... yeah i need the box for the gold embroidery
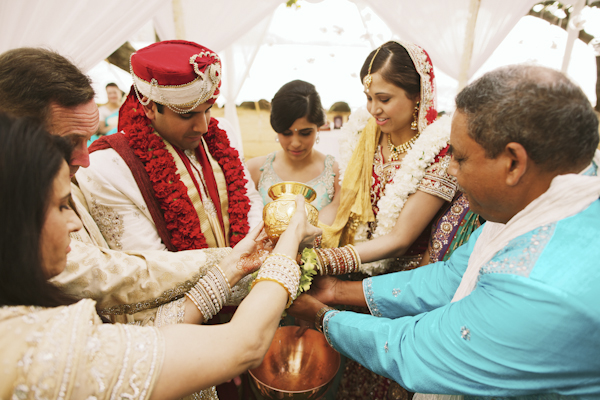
[4,300,163,399]
[418,155,457,202]
[89,196,124,250]
[154,297,186,327]
[98,248,225,315]
[204,139,231,245]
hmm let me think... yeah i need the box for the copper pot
[249,326,341,399]
[263,182,319,241]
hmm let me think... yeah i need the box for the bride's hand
[230,222,271,261]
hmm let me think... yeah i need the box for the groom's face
[144,101,213,151]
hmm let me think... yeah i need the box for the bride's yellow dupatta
[320,118,381,248]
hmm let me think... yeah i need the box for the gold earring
[363,46,382,93]
[410,101,420,131]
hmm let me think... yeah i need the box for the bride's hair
[0,113,77,308]
[360,41,421,101]
[270,79,327,133]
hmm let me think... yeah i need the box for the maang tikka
[363,46,382,93]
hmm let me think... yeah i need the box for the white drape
[0,0,168,72]
[2,0,566,127]
[152,0,282,52]
[361,0,539,81]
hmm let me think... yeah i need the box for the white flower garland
[372,114,451,237]
[337,112,452,275]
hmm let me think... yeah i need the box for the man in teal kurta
[291,65,600,399]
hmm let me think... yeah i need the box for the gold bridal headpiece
[363,46,382,92]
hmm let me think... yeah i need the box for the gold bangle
[251,276,293,308]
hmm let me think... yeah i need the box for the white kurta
[76,117,263,252]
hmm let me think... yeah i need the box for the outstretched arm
[323,271,600,396]
[355,190,445,263]
[150,196,322,400]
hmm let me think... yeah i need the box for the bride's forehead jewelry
[363,46,382,93]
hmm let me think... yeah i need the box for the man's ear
[504,142,528,186]
[141,98,156,120]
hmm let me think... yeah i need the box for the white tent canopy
[1,0,595,149]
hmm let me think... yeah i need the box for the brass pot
[248,326,341,399]
[263,182,319,241]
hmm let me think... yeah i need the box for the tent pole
[561,0,585,73]
[458,0,481,90]
[172,0,186,40]
[223,12,275,159]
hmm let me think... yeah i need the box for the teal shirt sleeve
[323,222,600,397]
[364,226,482,319]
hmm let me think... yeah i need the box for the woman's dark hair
[360,42,421,100]
[270,80,327,133]
[0,113,77,307]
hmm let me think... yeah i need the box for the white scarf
[414,150,600,400]
[452,150,600,302]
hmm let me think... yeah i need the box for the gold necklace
[387,132,420,161]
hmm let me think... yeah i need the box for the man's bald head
[456,65,598,174]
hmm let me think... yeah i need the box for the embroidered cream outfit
[0,299,163,400]
[77,117,263,251]
[50,185,224,400]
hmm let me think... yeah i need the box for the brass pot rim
[248,366,339,394]
[248,326,341,395]
[267,181,317,203]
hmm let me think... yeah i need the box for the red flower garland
[204,119,250,247]
[119,95,249,250]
